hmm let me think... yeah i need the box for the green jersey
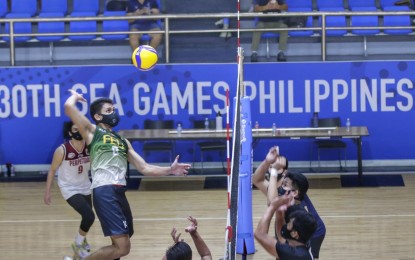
[88,126,128,189]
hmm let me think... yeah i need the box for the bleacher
[0,0,414,65]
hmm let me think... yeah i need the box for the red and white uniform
[57,141,91,200]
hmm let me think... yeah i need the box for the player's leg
[84,234,130,260]
[84,185,132,259]
[67,194,95,257]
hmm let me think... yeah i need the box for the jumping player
[64,89,191,260]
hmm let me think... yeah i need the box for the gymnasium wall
[0,60,414,169]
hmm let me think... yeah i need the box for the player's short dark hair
[284,204,304,223]
[63,121,74,139]
[291,209,317,244]
[89,98,113,122]
[285,172,309,201]
[165,241,192,260]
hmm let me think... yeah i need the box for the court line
[1,214,415,223]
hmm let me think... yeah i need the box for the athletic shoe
[71,242,90,259]
[82,238,91,252]
[63,256,73,260]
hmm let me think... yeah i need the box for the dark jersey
[127,0,160,24]
[254,0,287,22]
[276,240,313,260]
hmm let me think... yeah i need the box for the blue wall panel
[0,61,414,165]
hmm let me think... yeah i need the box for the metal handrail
[2,11,414,66]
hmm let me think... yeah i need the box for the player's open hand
[170,155,191,176]
[185,216,198,234]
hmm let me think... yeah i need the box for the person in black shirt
[251,0,289,62]
[255,194,317,259]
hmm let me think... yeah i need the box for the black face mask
[71,131,83,141]
[278,186,286,196]
[99,111,120,127]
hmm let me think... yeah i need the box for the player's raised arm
[64,89,95,144]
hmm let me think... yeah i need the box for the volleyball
[132,45,158,71]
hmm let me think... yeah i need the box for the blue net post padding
[236,96,255,255]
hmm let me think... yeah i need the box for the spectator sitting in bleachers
[251,0,288,62]
[126,0,162,51]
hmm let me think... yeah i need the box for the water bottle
[346,118,351,132]
[204,117,209,130]
[177,123,182,136]
[312,112,319,128]
[216,112,223,131]
[272,122,277,136]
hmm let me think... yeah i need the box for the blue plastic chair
[383,6,412,35]
[72,0,99,14]
[286,0,313,9]
[38,0,67,41]
[350,7,380,56]
[287,7,314,37]
[316,0,344,10]
[380,0,411,9]
[350,7,379,35]
[37,13,65,42]
[4,13,32,42]
[36,12,65,63]
[10,0,37,16]
[102,11,129,40]
[69,12,97,41]
[0,0,7,17]
[40,0,68,14]
[261,32,280,58]
[348,0,377,9]
[319,8,347,36]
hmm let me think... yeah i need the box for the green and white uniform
[88,126,128,189]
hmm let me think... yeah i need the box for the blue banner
[0,61,414,165]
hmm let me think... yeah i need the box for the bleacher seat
[40,0,68,14]
[102,11,129,40]
[69,12,97,41]
[10,0,37,16]
[318,8,347,36]
[383,6,412,35]
[37,0,67,42]
[286,0,313,10]
[350,7,380,56]
[348,0,377,10]
[350,7,380,35]
[380,0,411,9]
[4,13,32,42]
[287,7,314,37]
[316,0,345,10]
[72,0,99,14]
[37,12,65,42]
[0,0,7,17]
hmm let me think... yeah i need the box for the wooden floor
[1,174,415,260]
